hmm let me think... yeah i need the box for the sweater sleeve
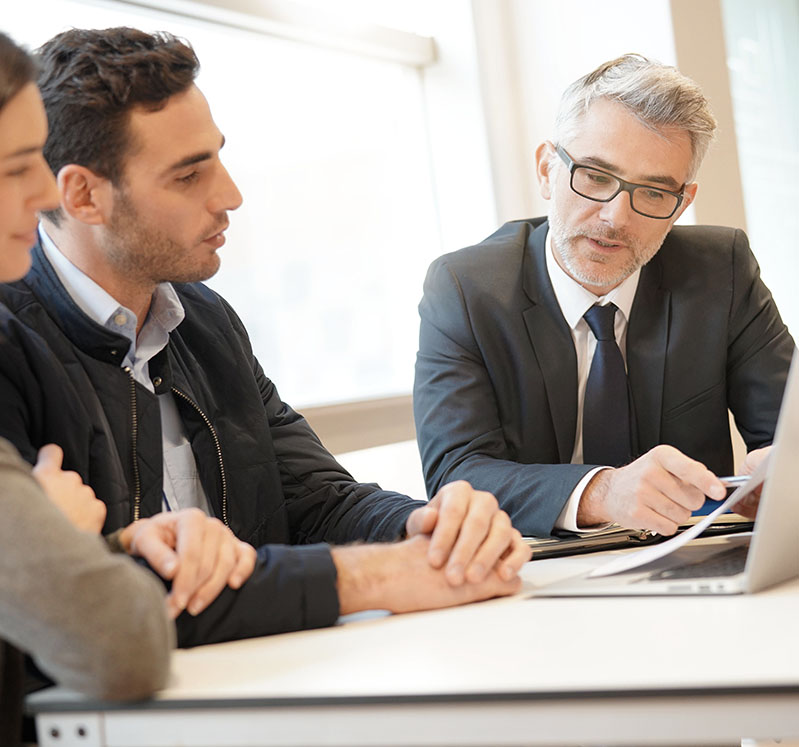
[0,439,173,700]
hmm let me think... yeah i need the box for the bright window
[722,0,799,335]
[8,0,450,406]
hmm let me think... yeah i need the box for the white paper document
[588,458,769,578]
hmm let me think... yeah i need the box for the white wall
[722,0,799,338]
[473,0,678,223]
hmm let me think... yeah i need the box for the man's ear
[56,165,114,225]
[535,141,556,200]
[670,182,699,225]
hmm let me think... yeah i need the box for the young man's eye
[177,171,200,184]
[5,166,30,178]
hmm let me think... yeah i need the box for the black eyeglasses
[555,144,685,220]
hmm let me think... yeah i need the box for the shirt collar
[38,224,185,335]
[544,227,640,330]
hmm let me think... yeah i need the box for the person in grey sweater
[0,442,174,732]
[0,31,173,745]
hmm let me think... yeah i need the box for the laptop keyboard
[651,544,748,580]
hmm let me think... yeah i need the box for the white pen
[719,475,749,488]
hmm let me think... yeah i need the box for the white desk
[29,546,799,747]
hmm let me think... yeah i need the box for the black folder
[524,515,754,560]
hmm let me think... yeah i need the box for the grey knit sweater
[0,438,173,745]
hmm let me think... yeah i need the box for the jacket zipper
[171,386,229,528]
[123,367,142,522]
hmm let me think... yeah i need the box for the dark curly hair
[36,27,200,223]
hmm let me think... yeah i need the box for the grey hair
[553,54,717,181]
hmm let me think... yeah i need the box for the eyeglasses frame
[554,143,685,220]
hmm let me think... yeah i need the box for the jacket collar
[25,239,133,365]
[520,219,580,462]
[627,249,670,453]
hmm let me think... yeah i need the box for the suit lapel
[521,222,579,462]
[627,255,670,454]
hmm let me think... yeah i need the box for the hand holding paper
[588,453,771,578]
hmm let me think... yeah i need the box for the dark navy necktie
[582,303,632,467]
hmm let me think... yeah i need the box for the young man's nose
[208,165,243,214]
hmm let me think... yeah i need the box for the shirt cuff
[554,467,614,533]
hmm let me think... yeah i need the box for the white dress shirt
[545,230,641,532]
[39,227,212,516]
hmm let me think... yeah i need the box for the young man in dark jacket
[0,27,530,648]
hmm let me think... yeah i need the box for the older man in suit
[414,54,794,538]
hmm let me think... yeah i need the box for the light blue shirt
[39,227,212,516]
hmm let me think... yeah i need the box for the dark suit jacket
[414,218,795,537]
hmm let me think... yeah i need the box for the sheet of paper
[588,456,769,578]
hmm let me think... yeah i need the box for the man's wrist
[556,467,608,531]
[577,469,614,527]
[331,543,396,615]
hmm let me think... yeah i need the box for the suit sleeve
[725,229,795,447]
[414,257,593,537]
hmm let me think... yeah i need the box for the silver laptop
[534,351,799,597]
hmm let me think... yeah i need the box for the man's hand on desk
[119,509,257,620]
[405,480,530,585]
[332,534,523,615]
[578,445,727,535]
